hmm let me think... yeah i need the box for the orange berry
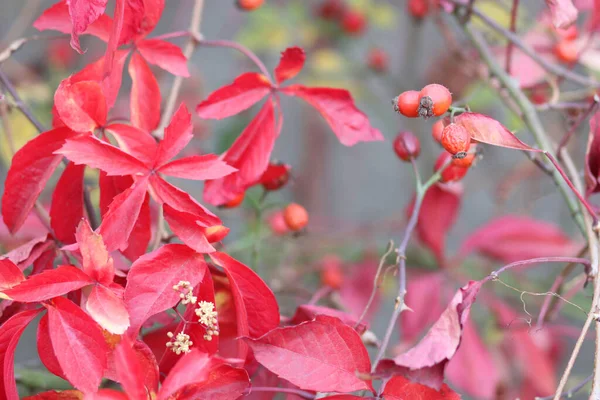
[441,123,471,156]
[434,152,469,182]
[393,131,421,161]
[236,0,264,11]
[320,256,344,289]
[555,40,579,63]
[452,152,476,168]
[283,203,309,231]
[268,211,289,235]
[341,10,367,35]
[418,84,452,118]
[393,91,420,118]
[408,0,429,19]
[222,192,245,208]
[432,119,446,144]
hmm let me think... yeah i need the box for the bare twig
[505,0,519,74]
[199,39,274,83]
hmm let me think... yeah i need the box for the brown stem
[505,0,519,74]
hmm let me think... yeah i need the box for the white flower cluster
[165,331,193,355]
[195,301,219,341]
[173,281,197,305]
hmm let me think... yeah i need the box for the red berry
[441,123,471,156]
[283,203,309,231]
[268,211,289,235]
[236,0,264,10]
[221,192,245,208]
[367,48,389,73]
[434,152,469,182]
[316,0,345,20]
[393,90,420,118]
[418,84,452,118]
[341,10,367,35]
[451,150,477,168]
[432,119,446,144]
[260,162,291,191]
[555,40,579,63]
[204,225,230,243]
[408,0,429,19]
[393,131,421,162]
[556,25,578,41]
[320,255,344,289]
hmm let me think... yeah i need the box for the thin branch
[505,0,519,74]
[0,68,45,132]
[484,257,590,284]
[556,97,599,157]
[199,39,274,83]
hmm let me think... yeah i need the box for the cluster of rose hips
[236,0,264,12]
[393,84,477,182]
[552,24,579,64]
[316,0,368,36]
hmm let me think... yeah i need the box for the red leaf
[392,281,483,390]
[154,103,194,167]
[2,127,75,233]
[275,47,305,84]
[196,73,272,119]
[137,39,190,77]
[382,376,461,400]
[547,0,578,28]
[113,336,146,400]
[149,175,220,226]
[203,100,278,206]
[210,252,280,338]
[157,350,213,400]
[290,304,367,334]
[244,315,373,393]
[282,85,383,146]
[407,183,462,266]
[105,124,157,167]
[0,309,42,400]
[124,0,162,42]
[103,0,126,80]
[586,112,600,194]
[129,52,161,133]
[37,314,67,381]
[34,1,111,42]
[2,235,50,267]
[83,285,130,334]
[98,176,150,252]
[56,134,148,176]
[119,0,145,45]
[75,219,114,284]
[445,319,499,400]
[458,215,580,263]
[124,244,207,336]
[454,112,539,151]
[401,272,446,344]
[45,297,108,394]
[50,163,85,244]
[158,155,237,181]
[65,0,108,53]
[2,266,92,302]
[173,364,250,400]
[54,80,107,133]
[0,259,25,291]
[163,204,216,253]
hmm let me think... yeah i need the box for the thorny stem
[245,387,315,399]
[505,0,519,75]
[157,0,205,133]
[372,166,444,371]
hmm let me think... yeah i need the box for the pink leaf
[0,309,42,400]
[407,182,462,266]
[210,252,280,338]
[203,99,278,206]
[163,204,216,253]
[157,350,213,400]
[34,1,111,42]
[244,315,373,393]
[37,314,67,381]
[274,47,305,84]
[458,215,580,263]
[46,297,108,394]
[171,364,250,400]
[282,85,383,146]
[158,155,237,180]
[454,112,539,151]
[149,175,220,226]
[118,0,145,45]
[75,219,114,284]
[113,336,146,400]
[56,134,149,176]
[105,123,157,167]
[98,176,150,252]
[382,376,462,400]
[54,80,107,133]
[2,266,92,302]
[129,52,161,133]
[0,259,25,291]
[103,0,125,79]
[66,0,109,53]
[2,127,75,233]
[401,272,446,344]
[50,163,85,244]
[154,103,194,167]
[290,304,367,334]
[83,285,130,334]
[124,244,207,336]
[547,0,578,28]
[137,39,190,77]
[196,72,272,119]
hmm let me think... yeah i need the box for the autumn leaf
[454,112,539,151]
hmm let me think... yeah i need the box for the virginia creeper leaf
[54,80,107,133]
[274,47,305,84]
[65,0,109,53]
[0,259,25,291]
[33,1,111,42]
[2,266,92,302]
[137,39,190,77]
[113,336,146,400]
[158,155,237,181]
[50,163,85,244]
[154,103,194,167]
[382,376,461,400]
[83,285,130,334]
[37,314,67,381]
[75,219,114,285]
[129,52,160,133]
